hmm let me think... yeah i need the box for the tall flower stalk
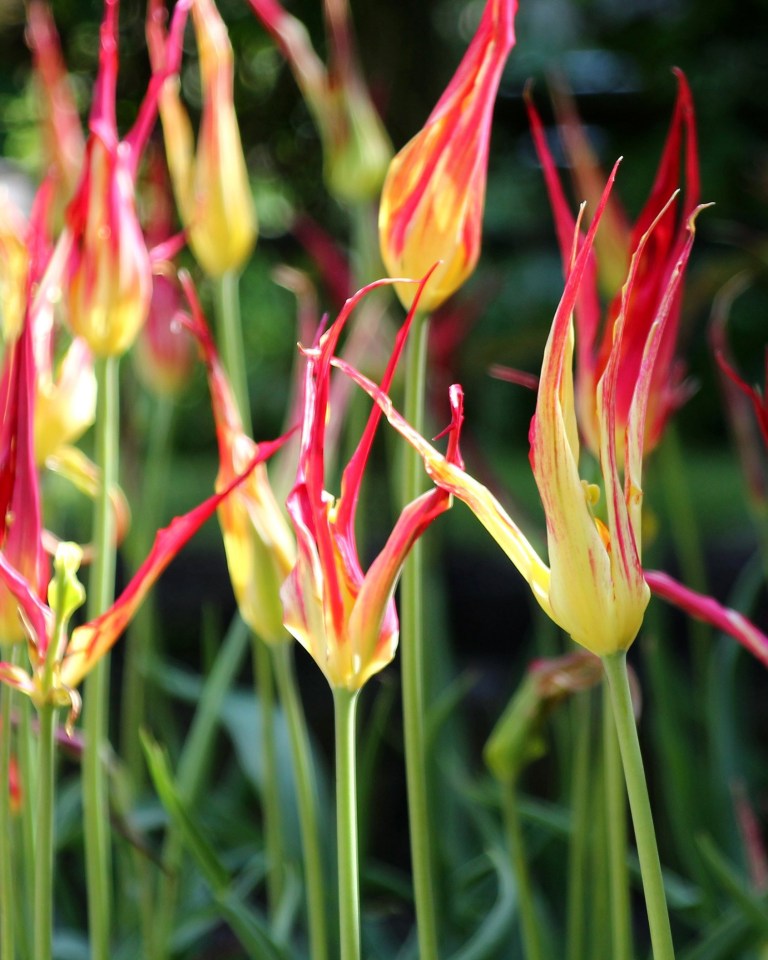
[281,274,464,959]
[377,2,517,952]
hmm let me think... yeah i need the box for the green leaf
[141,731,287,960]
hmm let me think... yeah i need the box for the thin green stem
[0,668,14,959]
[272,642,328,960]
[333,687,361,960]
[33,704,56,960]
[83,355,119,960]
[500,779,544,960]
[566,692,592,960]
[603,652,675,960]
[15,644,35,960]
[213,271,286,917]
[214,271,252,435]
[400,310,439,960]
[120,394,175,788]
[252,633,285,916]
[603,678,633,960]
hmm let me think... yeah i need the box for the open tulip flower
[527,69,700,458]
[0,432,289,723]
[281,273,464,691]
[340,173,768,668]
[378,0,517,312]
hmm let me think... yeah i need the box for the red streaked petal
[646,569,768,668]
[61,434,291,689]
[0,551,52,656]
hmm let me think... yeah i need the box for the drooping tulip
[378,0,517,312]
[0,433,289,718]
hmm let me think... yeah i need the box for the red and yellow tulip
[180,274,296,644]
[281,275,464,690]
[527,69,700,457]
[340,169,767,664]
[378,0,517,312]
[148,0,257,277]
[0,434,288,719]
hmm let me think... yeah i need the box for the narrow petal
[333,358,552,616]
[61,435,290,688]
[646,570,768,669]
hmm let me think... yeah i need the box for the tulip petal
[646,570,768,669]
[61,435,290,689]
[333,359,553,617]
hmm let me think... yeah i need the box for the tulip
[347,167,768,666]
[281,273,464,691]
[179,273,296,643]
[0,196,30,344]
[148,0,257,277]
[0,434,289,717]
[246,0,392,203]
[378,0,517,312]
[26,1,86,203]
[59,0,190,357]
[527,69,700,457]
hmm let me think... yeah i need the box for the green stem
[566,692,592,960]
[33,704,56,960]
[400,310,439,960]
[603,652,675,960]
[83,355,119,960]
[0,668,14,959]
[349,201,381,289]
[333,687,361,960]
[214,271,252,435]
[252,633,285,916]
[501,779,544,960]
[272,642,328,960]
[16,644,35,960]
[120,393,175,788]
[603,678,633,960]
[213,271,286,916]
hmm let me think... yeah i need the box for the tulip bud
[151,0,257,277]
[379,0,516,312]
[65,137,153,357]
